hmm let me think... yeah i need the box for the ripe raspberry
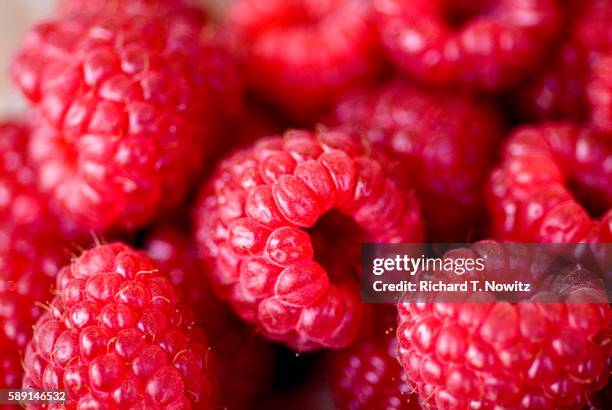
[11,5,241,231]
[331,308,419,410]
[144,225,275,409]
[517,0,612,122]
[228,0,380,120]
[194,129,423,350]
[375,0,561,91]
[22,243,216,408]
[0,120,81,404]
[487,123,611,243]
[588,55,612,134]
[397,241,612,409]
[327,82,502,241]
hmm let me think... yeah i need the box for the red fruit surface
[0,121,75,402]
[518,0,612,122]
[487,123,611,243]
[332,308,419,410]
[22,243,216,409]
[194,129,423,351]
[228,0,380,120]
[328,82,502,241]
[144,225,275,409]
[11,5,241,231]
[588,56,612,134]
[375,0,561,91]
[58,0,205,17]
[397,242,612,409]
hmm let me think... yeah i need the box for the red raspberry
[11,5,241,231]
[517,0,612,122]
[588,55,612,134]
[0,120,78,399]
[327,82,502,241]
[396,242,612,409]
[228,0,380,120]
[22,243,217,409]
[194,129,423,350]
[375,0,561,91]
[331,308,419,410]
[144,225,275,409]
[487,123,611,243]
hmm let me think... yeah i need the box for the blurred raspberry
[517,0,612,122]
[228,0,380,120]
[327,82,502,241]
[397,241,612,409]
[331,308,419,410]
[194,129,423,350]
[0,120,80,405]
[23,243,217,408]
[375,0,561,91]
[487,123,611,242]
[144,224,276,409]
[588,56,612,133]
[11,3,242,231]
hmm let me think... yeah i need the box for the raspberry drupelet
[396,241,612,409]
[144,225,275,409]
[194,129,423,351]
[331,308,419,410]
[487,123,611,243]
[327,82,502,241]
[228,0,380,120]
[22,243,217,409]
[11,3,241,231]
[374,0,561,92]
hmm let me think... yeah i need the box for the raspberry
[22,243,217,408]
[0,120,78,399]
[588,55,612,134]
[375,0,561,91]
[11,4,241,231]
[327,82,502,241]
[194,129,423,350]
[396,241,612,409]
[228,0,380,120]
[487,123,611,243]
[144,225,275,409]
[331,308,419,410]
[517,0,612,122]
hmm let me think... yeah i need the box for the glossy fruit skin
[331,308,420,410]
[487,123,611,243]
[22,243,216,409]
[0,121,76,406]
[327,81,502,241]
[517,0,612,123]
[194,129,423,351]
[396,241,612,409]
[11,4,241,231]
[375,0,561,91]
[228,0,380,120]
[144,225,275,409]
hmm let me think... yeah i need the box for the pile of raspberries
[1,0,611,409]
